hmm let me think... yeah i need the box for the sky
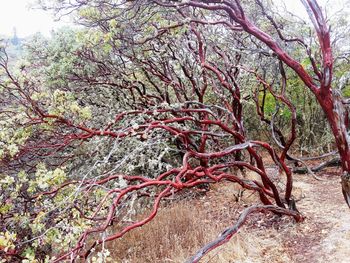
[0,0,347,38]
[0,0,70,38]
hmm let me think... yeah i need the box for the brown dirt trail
[283,172,350,263]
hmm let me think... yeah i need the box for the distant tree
[11,28,19,46]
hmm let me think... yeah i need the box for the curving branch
[186,204,303,263]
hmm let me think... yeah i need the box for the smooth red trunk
[317,90,350,172]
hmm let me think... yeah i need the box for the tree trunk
[317,89,350,173]
[316,88,350,206]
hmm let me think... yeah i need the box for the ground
[201,167,350,263]
[109,166,350,263]
[284,171,350,263]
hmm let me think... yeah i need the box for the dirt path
[283,172,350,263]
[200,169,350,263]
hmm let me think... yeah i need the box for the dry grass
[108,201,212,262]
[106,182,293,263]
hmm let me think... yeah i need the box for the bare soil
[282,170,350,263]
[189,166,350,263]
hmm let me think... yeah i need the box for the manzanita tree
[0,0,350,261]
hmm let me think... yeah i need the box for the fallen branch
[186,205,303,263]
[292,157,341,174]
[298,150,338,161]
